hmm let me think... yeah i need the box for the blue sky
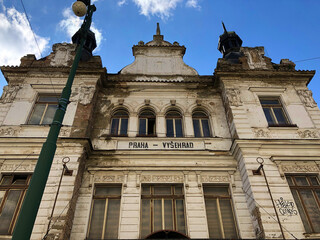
[0,0,319,104]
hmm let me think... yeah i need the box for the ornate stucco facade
[0,25,319,240]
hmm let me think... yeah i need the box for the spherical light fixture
[72,1,87,17]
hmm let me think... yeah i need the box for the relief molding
[225,88,242,107]
[297,90,317,108]
[141,175,184,183]
[201,175,229,183]
[253,128,270,138]
[1,163,35,172]
[0,127,19,136]
[0,85,21,103]
[281,164,319,173]
[297,129,320,138]
[94,174,124,183]
[70,84,95,105]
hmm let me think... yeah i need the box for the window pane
[141,200,151,238]
[193,111,207,118]
[205,199,222,238]
[88,199,106,239]
[0,191,6,208]
[260,99,280,105]
[95,187,121,196]
[164,200,173,230]
[142,186,150,195]
[114,110,128,117]
[201,119,210,137]
[286,176,294,186]
[273,108,288,124]
[263,108,275,124]
[204,186,229,196]
[193,119,201,137]
[105,199,120,239]
[310,177,320,186]
[38,96,59,102]
[175,119,183,137]
[220,199,237,238]
[291,190,312,233]
[154,200,162,231]
[42,105,56,124]
[0,176,12,185]
[176,199,186,234]
[0,190,22,234]
[154,186,171,195]
[139,119,146,135]
[120,118,128,135]
[175,186,183,195]
[148,118,155,135]
[111,118,119,135]
[295,177,309,186]
[28,104,46,124]
[300,189,320,232]
[166,119,174,137]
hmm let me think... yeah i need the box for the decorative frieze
[1,163,35,172]
[70,84,95,105]
[253,128,270,138]
[141,175,184,183]
[297,129,319,138]
[94,175,124,183]
[282,164,319,173]
[201,175,229,183]
[59,128,71,137]
[225,88,242,107]
[297,90,317,108]
[0,85,20,103]
[0,127,18,136]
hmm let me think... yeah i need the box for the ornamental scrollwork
[225,88,242,107]
[1,163,35,172]
[253,128,270,138]
[94,175,124,183]
[0,127,18,136]
[201,175,229,183]
[0,85,20,103]
[297,90,317,108]
[141,175,183,183]
[282,164,319,173]
[297,130,319,138]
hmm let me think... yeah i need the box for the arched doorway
[145,230,190,239]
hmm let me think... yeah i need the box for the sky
[0,0,319,104]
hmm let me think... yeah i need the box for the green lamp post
[12,1,96,239]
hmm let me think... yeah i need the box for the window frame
[0,174,31,235]
[203,185,238,239]
[286,175,320,233]
[165,110,184,138]
[140,184,186,238]
[110,109,129,137]
[259,97,295,127]
[192,110,211,138]
[87,184,122,239]
[27,95,59,125]
[137,109,156,137]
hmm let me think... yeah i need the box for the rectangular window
[87,185,121,239]
[259,97,293,127]
[0,174,31,235]
[141,185,186,238]
[28,95,59,125]
[204,185,238,239]
[286,175,320,233]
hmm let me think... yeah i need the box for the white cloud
[59,8,103,52]
[186,0,200,9]
[118,0,127,6]
[132,0,183,19]
[118,0,200,19]
[0,6,49,66]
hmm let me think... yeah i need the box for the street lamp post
[12,1,96,239]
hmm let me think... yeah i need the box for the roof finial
[156,22,161,35]
[222,21,227,33]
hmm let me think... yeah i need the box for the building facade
[0,24,319,240]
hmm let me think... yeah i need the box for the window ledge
[136,134,158,137]
[0,235,12,239]
[268,123,297,128]
[303,232,320,238]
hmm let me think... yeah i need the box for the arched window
[139,109,156,136]
[110,110,129,136]
[166,110,183,137]
[192,110,211,137]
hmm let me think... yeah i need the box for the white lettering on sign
[117,140,204,150]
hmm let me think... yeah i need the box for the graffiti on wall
[275,197,298,216]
